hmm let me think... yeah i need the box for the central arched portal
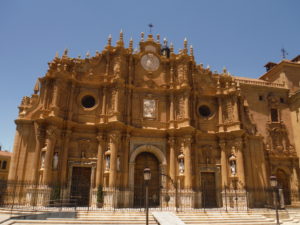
[134,152,160,207]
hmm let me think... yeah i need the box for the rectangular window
[271,108,279,122]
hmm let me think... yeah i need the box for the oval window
[81,95,96,108]
[198,105,211,117]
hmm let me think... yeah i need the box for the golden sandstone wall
[7,32,300,208]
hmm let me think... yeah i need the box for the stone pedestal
[222,189,247,210]
[90,189,97,208]
[178,189,194,209]
[26,186,51,206]
[103,187,118,209]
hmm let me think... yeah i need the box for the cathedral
[7,31,300,209]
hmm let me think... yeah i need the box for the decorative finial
[107,34,112,46]
[207,64,210,70]
[34,79,40,94]
[117,29,124,47]
[184,38,188,50]
[170,42,174,53]
[163,38,167,46]
[129,37,133,50]
[156,34,160,43]
[190,45,194,56]
[63,48,68,57]
[223,67,227,74]
[120,29,123,41]
[141,32,144,41]
[55,51,59,58]
[86,51,90,58]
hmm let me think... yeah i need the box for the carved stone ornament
[141,53,160,72]
[267,93,279,107]
[143,99,156,118]
[113,58,121,78]
[177,96,185,119]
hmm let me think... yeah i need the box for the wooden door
[134,152,160,207]
[201,172,217,208]
[70,167,91,206]
[276,169,291,205]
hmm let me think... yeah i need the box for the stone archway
[133,152,160,207]
[276,169,291,205]
[129,144,167,207]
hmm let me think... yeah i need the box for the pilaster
[95,133,105,187]
[42,126,57,185]
[168,137,176,186]
[32,123,45,184]
[108,131,120,187]
[184,136,192,189]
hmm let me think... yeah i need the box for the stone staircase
[0,210,158,225]
[177,211,273,225]
[176,210,300,225]
[1,207,299,225]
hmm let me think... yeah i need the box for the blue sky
[0,0,299,150]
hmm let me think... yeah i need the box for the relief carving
[177,95,185,119]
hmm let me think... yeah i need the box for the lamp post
[270,175,280,225]
[144,167,151,225]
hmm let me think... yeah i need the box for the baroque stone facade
[8,32,300,208]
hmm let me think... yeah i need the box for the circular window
[81,95,96,108]
[198,105,211,117]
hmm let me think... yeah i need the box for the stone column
[184,137,192,189]
[109,131,120,188]
[114,88,119,113]
[233,95,239,122]
[169,94,175,128]
[42,127,56,185]
[235,138,245,187]
[184,92,189,119]
[32,123,45,184]
[60,130,71,186]
[218,98,224,132]
[95,133,104,187]
[51,80,59,108]
[100,87,106,123]
[168,137,176,186]
[123,134,130,188]
[220,140,228,187]
[8,124,23,181]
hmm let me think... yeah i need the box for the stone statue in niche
[177,64,187,85]
[113,59,121,78]
[105,155,110,171]
[52,152,59,170]
[179,158,184,174]
[229,147,237,176]
[117,156,121,171]
[40,151,46,169]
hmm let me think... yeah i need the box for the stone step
[8,221,158,225]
